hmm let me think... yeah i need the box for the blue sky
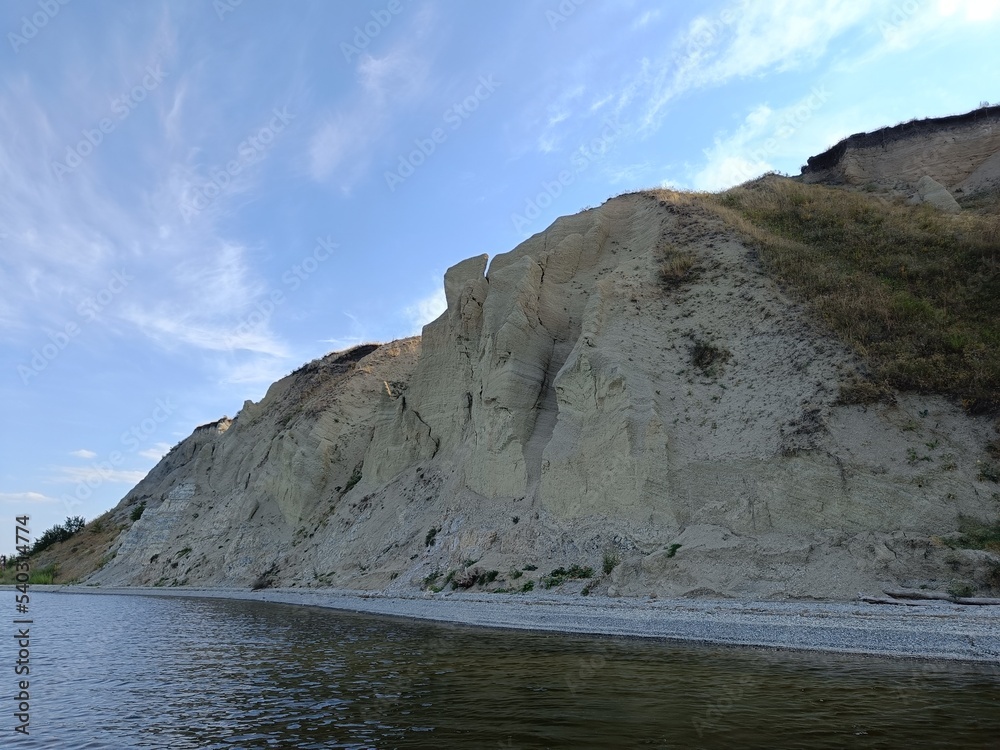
[2,0,999,548]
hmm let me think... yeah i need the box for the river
[3,592,999,748]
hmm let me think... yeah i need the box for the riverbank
[38,585,1000,663]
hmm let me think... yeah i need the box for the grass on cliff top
[656,177,1000,414]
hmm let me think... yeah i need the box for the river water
[3,592,999,749]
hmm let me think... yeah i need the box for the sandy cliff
[801,104,1000,207]
[75,110,1000,601]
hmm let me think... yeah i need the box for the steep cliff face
[82,110,1000,600]
[801,105,1000,205]
[89,340,421,588]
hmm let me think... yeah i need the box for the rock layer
[801,104,1000,207]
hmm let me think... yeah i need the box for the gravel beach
[45,585,1000,663]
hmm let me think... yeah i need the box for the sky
[2,0,999,550]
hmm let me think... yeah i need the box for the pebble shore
[45,585,1000,663]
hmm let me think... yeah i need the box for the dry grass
[659,244,697,287]
[659,177,1000,414]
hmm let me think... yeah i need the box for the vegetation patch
[541,564,594,589]
[687,177,1000,414]
[27,564,57,585]
[836,377,895,406]
[31,516,86,556]
[424,527,439,547]
[251,563,279,591]
[666,543,682,558]
[130,503,146,522]
[691,339,731,377]
[422,570,441,588]
[342,464,363,496]
[659,244,698,288]
[948,581,976,598]
[946,519,1000,553]
[602,551,620,575]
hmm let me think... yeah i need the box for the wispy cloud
[49,466,149,486]
[0,492,57,504]
[619,0,883,132]
[404,285,447,333]
[70,449,98,459]
[0,9,298,367]
[632,9,662,29]
[308,9,435,188]
[138,442,172,461]
[685,86,832,190]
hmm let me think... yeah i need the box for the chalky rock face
[89,188,999,600]
[800,105,1000,206]
[90,341,422,588]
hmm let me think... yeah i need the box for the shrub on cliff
[31,516,86,556]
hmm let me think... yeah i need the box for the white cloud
[938,0,1000,20]
[632,9,661,29]
[0,492,57,504]
[404,286,447,334]
[70,449,98,459]
[0,36,292,364]
[50,466,149,486]
[687,87,833,191]
[221,357,293,387]
[138,442,172,461]
[623,0,884,132]
[308,117,356,182]
[307,13,434,187]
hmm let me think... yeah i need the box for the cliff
[51,108,1000,601]
[800,104,1000,207]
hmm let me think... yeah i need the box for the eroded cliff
[65,107,1000,601]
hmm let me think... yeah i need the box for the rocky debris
[909,175,961,212]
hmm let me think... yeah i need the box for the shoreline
[36,585,1000,663]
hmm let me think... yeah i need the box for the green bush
[602,552,620,575]
[28,565,57,585]
[541,564,594,589]
[130,503,146,522]
[30,517,86,556]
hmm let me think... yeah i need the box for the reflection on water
[4,592,999,748]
